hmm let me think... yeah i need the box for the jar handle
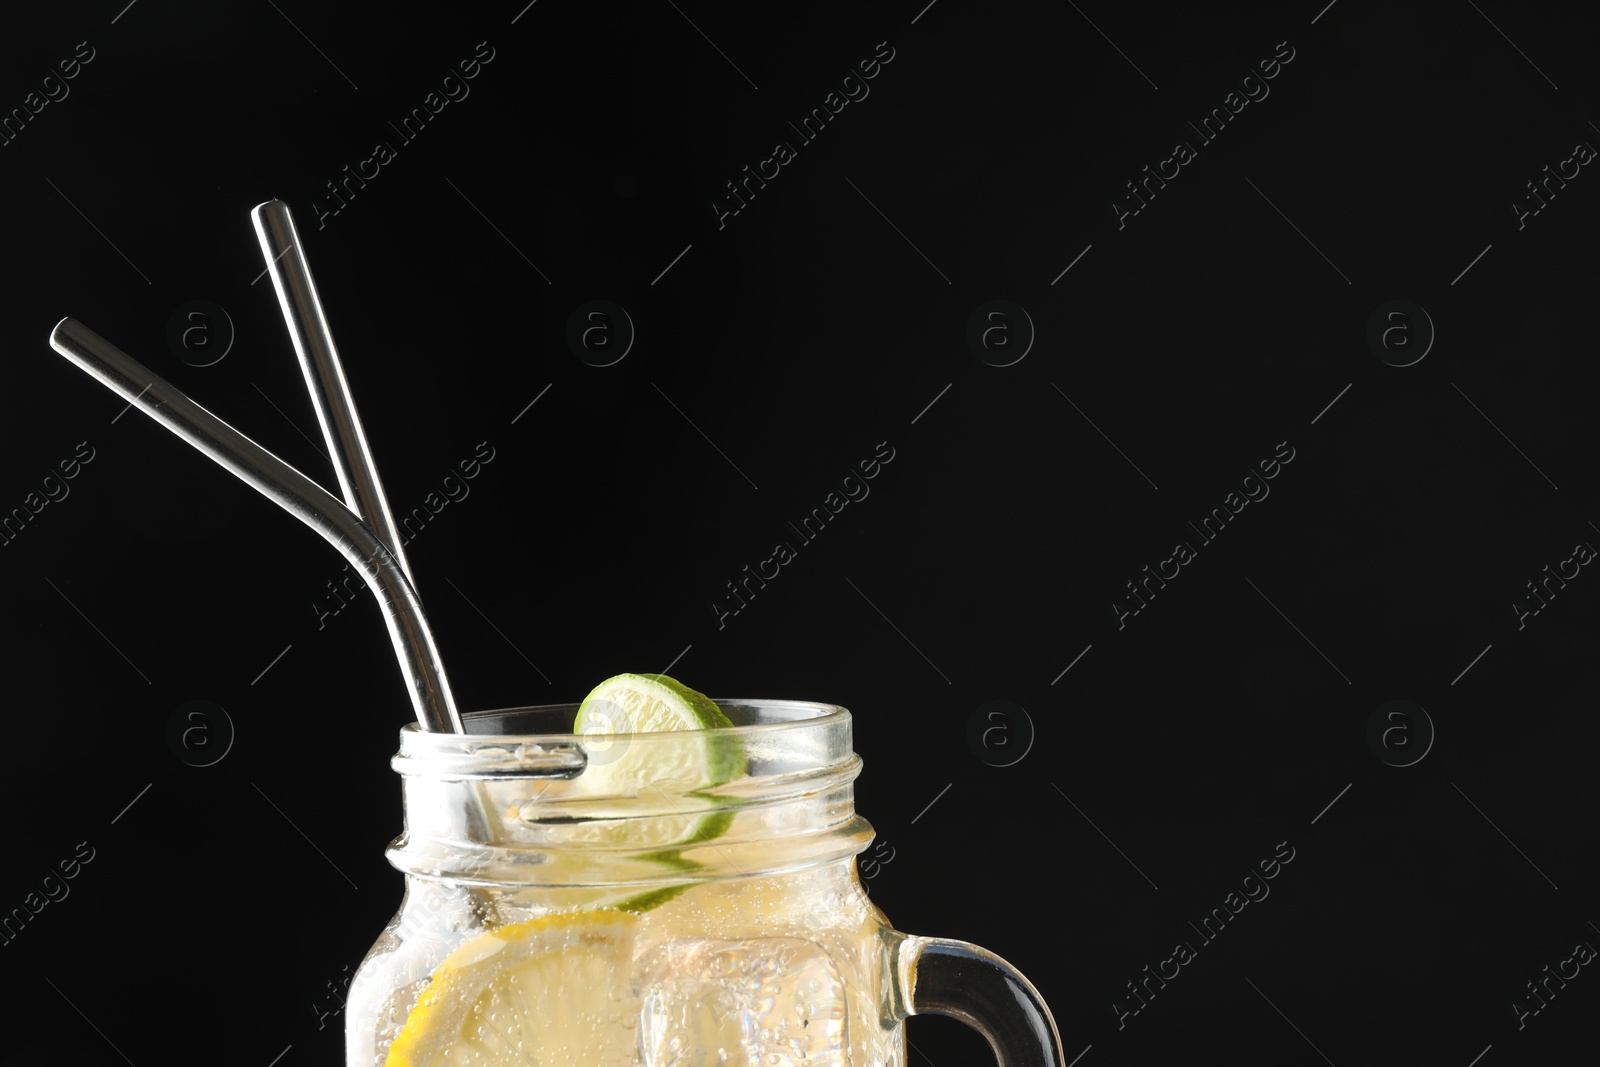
[893,935,1065,1067]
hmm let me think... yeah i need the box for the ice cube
[637,937,849,1066]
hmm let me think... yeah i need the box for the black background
[2,1,1598,1064]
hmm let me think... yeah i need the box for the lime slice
[575,673,739,788]
[566,674,744,852]
[385,910,637,1067]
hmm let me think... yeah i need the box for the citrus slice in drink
[563,673,744,850]
[574,673,740,790]
[385,909,638,1067]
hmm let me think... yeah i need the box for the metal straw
[249,200,418,589]
[245,200,514,871]
[48,318,463,734]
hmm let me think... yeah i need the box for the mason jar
[347,699,1063,1066]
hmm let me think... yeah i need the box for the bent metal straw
[48,317,463,734]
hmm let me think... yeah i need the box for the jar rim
[400,698,850,742]
[393,698,855,780]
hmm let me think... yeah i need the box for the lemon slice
[564,674,744,850]
[385,910,638,1067]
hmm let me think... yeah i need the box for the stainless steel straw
[249,200,418,590]
[244,201,511,867]
[48,318,463,734]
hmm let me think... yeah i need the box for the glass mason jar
[348,699,1063,1066]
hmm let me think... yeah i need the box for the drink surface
[348,862,906,1066]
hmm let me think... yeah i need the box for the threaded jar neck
[388,699,874,886]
